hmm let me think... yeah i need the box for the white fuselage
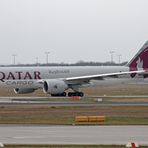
[0,66,145,89]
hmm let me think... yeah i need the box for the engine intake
[43,79,68,94]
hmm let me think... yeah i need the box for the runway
[0,96,148,106]
[0,101,148,106]
[0,125,147,145]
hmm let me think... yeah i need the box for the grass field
[0,105,147,125]
[0,86,148,146]
[0,84,148,125]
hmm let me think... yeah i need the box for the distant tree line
[0,61,128,67]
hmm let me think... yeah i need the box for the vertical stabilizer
[127,41,148,70]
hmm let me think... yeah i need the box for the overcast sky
[0,0,148,64]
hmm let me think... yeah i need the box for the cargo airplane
[0,41,148,97]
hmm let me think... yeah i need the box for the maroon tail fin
[127,41,148,70]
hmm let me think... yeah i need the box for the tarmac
[0,96,148,106]
[0,96,147,145]
[0,125,147,145]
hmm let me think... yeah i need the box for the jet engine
[43,79,68,95]
[14,88,35,94]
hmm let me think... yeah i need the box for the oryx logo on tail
[127,41,148,78]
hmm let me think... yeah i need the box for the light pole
[118,54,122,64]
[36,57,39,66]
[110,51,115,63]
[45,52,50,64]
[12,54,17,65]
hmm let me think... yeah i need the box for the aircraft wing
[65,70,146,84]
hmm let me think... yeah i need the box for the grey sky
[0,0,148,64]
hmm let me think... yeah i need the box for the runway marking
[12,136,45,139]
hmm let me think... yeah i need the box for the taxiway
[0,96,148,106]
[0,125,147,145]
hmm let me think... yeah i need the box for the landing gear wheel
[79,92,84,97]
[62,92,67,96]
[51,92,67,97]
[68,92,84,97]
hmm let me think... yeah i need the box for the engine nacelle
[14,88,35,94]
[43,79,68,94]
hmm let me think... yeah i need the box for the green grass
[0,105,148,125]
[106,117,148,125]
[0,85,148,125]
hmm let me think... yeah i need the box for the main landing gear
[68,92,84,97]
[51,92,66,97]
[51,92,84,97]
